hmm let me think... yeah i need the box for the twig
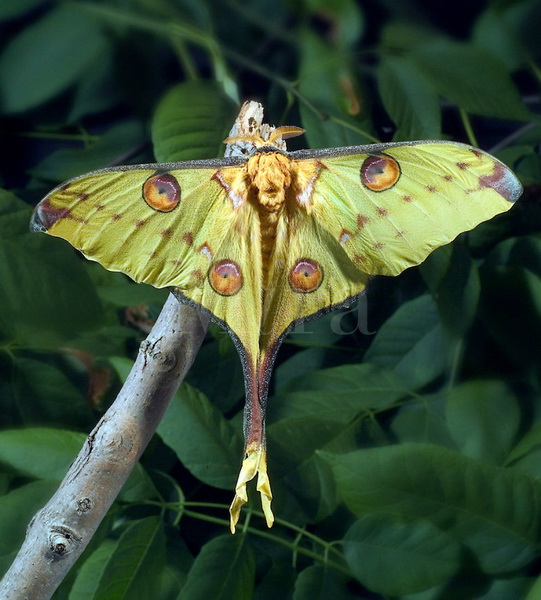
[0,297,209,599]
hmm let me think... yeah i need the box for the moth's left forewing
[291,142,521,277]
[32,165,228,287]
[31,160,263,359]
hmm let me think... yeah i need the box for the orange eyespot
[289,258,323,293]
[209,260,243,296]
[143,173,181,212]
[360,154,401,192]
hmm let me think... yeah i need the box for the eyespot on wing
[143,173,182,212]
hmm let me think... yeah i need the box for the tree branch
[0,297,209,600]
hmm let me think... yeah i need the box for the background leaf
[445,380,520,464]
[87,517,166,600]
[0,4,109,113]
[324,444,541,574]
[178,534,255,600]
[152,81,238,162]
[363,294,450,389]
[293,565,350,600]
[377,56,441,140]
[157,383,244,489]
[411,40,531,120]
[343,513,460,595]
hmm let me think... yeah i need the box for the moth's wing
[259,141,522,369]
[31,161,261,362]
[290,141,522,276]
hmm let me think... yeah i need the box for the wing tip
[29,201,49,233]
[30,198,71,233]
[480,161,523,204]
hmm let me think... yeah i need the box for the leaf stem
[447,337,464,390]
[79,3,328,122]
[181,508,351,576]
[459,109,478,147]
[328,115,380,143]
[144,498,349,572]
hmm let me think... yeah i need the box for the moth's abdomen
[245,152,292,287]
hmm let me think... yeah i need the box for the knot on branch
[76,497,92,513]
[140,338,179,371]
[99,428,137,463]
[48,526,81,559]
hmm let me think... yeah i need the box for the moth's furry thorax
[247,151,292,212]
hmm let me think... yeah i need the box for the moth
[31,103,522,532]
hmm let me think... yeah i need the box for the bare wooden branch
[0,297,209,600]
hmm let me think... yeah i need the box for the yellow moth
[31,102,521,532]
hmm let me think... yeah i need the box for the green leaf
[485,235,541,278]
[108,356,134,383]
[187,340,245,413]
[13,358,93,427]
[88,517,166,600]
[323,443,541,573]
[96,275,168,308]
[269,362,405,518]
[377,55,441,140]
[0,189,31,239]
[0,4,109,113]
[273,362,408,421]
[0,193,104,343]
[0,0,46,21]
[420,243,480,338]
[380,23,439,53]
[293,565,350,600]
[30,120,147,183]
[275,310,343,391]
[526,574,541,600]
[508,422,541,466]
[151,80,237,162]
[302,0,364,48]
[0,480,59,577]
[363,294,450,389]
[343,513,460,595]
[478,576,538,600]
[298,30,373,148]
[157,383,244,489]
[118,464,160,504]
[0,427,85,480]
[446,380,520,464]
[472,6,526,70]
[155,539,191,600]
[400,583,446,600]
[68,53,120,123]
[411,40,530,120]
[253,562,295,600]
[479,266,541,369]
[178,534,254,600]
[509,449,541,479]
[269,418,354,521]
[391,396,457,448]
[69,539,118,600]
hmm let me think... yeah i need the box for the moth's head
[223,125,305,157]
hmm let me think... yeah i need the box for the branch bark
[0,296,209,600]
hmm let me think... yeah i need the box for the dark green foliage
[0,0,540,598]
